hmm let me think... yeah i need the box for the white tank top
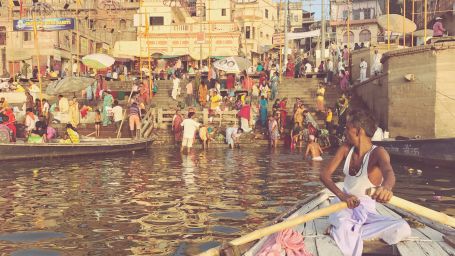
[343,145,378,198]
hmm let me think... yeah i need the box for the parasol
[46,77,96,95]
[377,14,417,34]
[213,56,252,74]
[82,53,115,70]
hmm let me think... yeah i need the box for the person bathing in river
[320,109,411,256]
[304,134,323,161]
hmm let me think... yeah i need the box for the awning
[160,55,181,59]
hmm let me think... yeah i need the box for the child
[304,135,323,161]
[199,124,209,150]
[326,108,333,132]
[95,109,101,137]
[290,123,304,150]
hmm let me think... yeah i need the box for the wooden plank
[397,241,430,256]
[244,192,329,256]
[303,221,319,255]
[385,204,455,236]
[313,217,343,256]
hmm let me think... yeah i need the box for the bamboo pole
[347,0,351,48]
[387,0,390,50]
[403,0,406,46]
[279,0,282,84]
[116,86,135,138]
[207,0,211,73]
[32,13,43,107]
[424,0,427,41]
[412,0,415,47]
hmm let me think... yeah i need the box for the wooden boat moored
[375,137,455,167]
[0,138,152,161]
[199,185,455,256]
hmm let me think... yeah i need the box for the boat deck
[244,190,455,256]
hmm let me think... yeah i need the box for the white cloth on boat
[328,145,411,256]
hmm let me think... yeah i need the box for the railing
[153,108,239,128]
[141,107,156,138]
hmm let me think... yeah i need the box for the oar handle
[367,187,455,228]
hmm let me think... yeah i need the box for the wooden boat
[201,186,455,256]
[0,138,151,161]
[375,137,455,166]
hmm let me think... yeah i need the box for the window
[149,16,164,26]
[359,29,371,42]
[363,8,372,19]
[89,19,95,29]
[265,9,269,19]
[353,10,360,20]
[245,26,251,39]
[0,26,6,45]
[294,14,299,22]
[342,10,349,20]
[221,8,226,16]
[119,19,127,30]
[252,27,255,39]
[260,31,263,38]
[23,32,31,41]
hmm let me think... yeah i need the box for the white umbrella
[213,56,252,74]
[82,53,115,70]
[46,77,96,95]
[377,14,417,34]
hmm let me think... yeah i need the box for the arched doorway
[343,31,354,44]
[359,29,371,42]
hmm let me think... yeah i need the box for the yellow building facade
[114,0,283,63]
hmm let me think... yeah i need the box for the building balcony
[330,18,378,26]
[233,8,264,21]
[138,22,238,36]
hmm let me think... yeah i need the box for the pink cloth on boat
[257,228,313,256]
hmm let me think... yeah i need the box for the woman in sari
[172,109,183,144]
[198,80,208,107]
[259,96,268,127]
[286,60,295,78]
[279,97,288,130]
[316,84,326,112]
[60,123,80,144]
[140,80,150,104]
[102,91,114,126]
[69,97,80,128]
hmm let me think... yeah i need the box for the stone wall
[352,43,455,139]
[352,75,389,129]
[434,47,455,138]
[385,48,437,138]
[350,48,372,83]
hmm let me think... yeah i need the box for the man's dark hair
[188,112,195,118]
[346,109,377,138]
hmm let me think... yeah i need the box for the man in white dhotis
[320,109,411,256]
[180,112,200,154]
[359,58,368,82]
[371,50,382,76]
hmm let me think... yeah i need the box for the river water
[0,148,453,255]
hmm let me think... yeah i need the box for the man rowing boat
[320,109,411,256]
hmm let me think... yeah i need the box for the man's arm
[371,147,396,203]
[320,144,359,208]
[304,144,310,158]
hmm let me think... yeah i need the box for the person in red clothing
[433,17,446,37]
[279,97,288,130]
[226,73,235,91]
[242,71,253,92]
[2,108,16,141]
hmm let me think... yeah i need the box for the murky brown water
[0,148,453,255]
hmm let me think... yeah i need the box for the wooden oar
[197,202,348,256]
[366,188,455,228]
[198,189,455,256]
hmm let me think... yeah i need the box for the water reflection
[0,148,452,255]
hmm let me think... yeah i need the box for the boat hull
[0,139,151,161]
[375,138,455,166]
